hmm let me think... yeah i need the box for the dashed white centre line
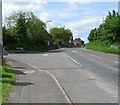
[90,54,102,59]
[114,61,119,64]
[43,54,48,56]
[72,51,76,53]
[62,52,83,66]
[66,53,83,66]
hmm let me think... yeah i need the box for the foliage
[87,10,120,54]
[74,38,84,45]
[50,27,73,45]
[3,11,49,51]
[0,66,16,103]
[86,41,120,54]
[88,10,120,43]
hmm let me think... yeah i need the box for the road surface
[6,48,119,103]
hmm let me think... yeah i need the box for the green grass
[86,41,120,54]
[0,65,16,104]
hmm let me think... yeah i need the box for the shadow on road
[13,82,34,86]
[12,69,26,75]
[12,67,26,69]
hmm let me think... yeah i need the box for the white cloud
[64,2,81,12]
[56,2,81,18]
[2,0,119,2]
[57,0,119,2]
[2,1,47,19]
[39,11,50,22]
[66,16,103,39]
[2,1,55,30]
[2,3,20,18]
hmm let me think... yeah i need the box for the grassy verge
[86,41,120,55]
[0,65,16,104]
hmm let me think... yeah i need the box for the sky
[2,0,119,42]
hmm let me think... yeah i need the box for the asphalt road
[5,48,119,103]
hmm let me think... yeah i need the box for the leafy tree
[88,28,97,41]
[26,12,47,46]
[4,11,49,50]
[88,10,120,44]
[103,10,120,42]
[50,27,73,45]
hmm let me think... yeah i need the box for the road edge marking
[90,54,102,59]
[27,63,73,104]
[114,61,119,64]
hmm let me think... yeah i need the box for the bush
[86,40,120,54]
[2,74,13,78]
[48,45,59,50]
[0,65,16,103]
[28,45,49,52]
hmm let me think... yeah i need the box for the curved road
[6,48,119,103]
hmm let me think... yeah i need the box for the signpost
[0,1,2,66]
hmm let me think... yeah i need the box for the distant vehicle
[16,47,24,53]
[3,46,8,55]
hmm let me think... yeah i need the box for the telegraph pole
[0,0,2,66]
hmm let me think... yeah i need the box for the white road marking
[24,70,35,74]
[64,53,83,66]
[8,62,12,64]
[90,54,102,59]
[114,61,118,63]
[43,54,48,56]
[27,64,38,69]
[8,54,18,57]
[38,69,72,103]
[72,51,76,53]
[69,56,80,65]
[89,77,96,80]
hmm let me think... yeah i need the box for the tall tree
[4,11,48,49]
[88,10,120,43]
[50,27,73,45]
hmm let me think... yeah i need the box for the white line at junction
[43,54,48,56]
[114,61,119,64]
[90,54,102,59]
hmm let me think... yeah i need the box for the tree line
[3,11,48,51]
[88,10,120,44]
[3,11,73,52]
